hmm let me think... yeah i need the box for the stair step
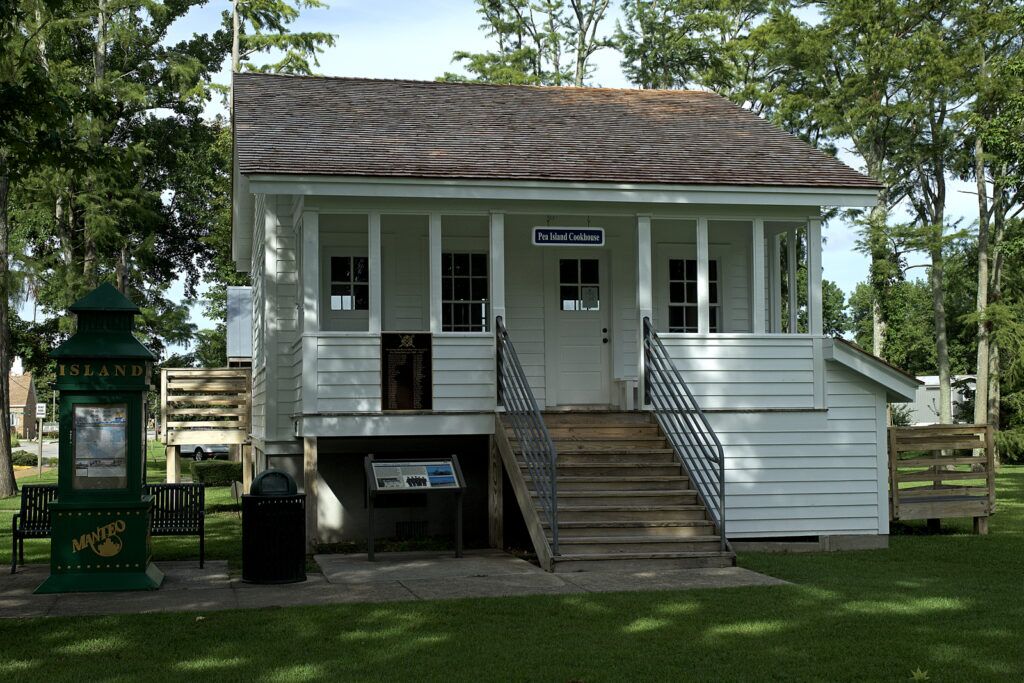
[534,441,668,453]
[551,551,735,572]
[546,426,662,438]
[540,412,653,426]
[520,462,682,477]
[541,491,700,507]
[558,505,709,522]
[526,475,691,491]
[555,451,676,464]
[547,520,714,538]
[557,536,724,554]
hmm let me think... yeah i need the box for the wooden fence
[888,424,995,534]
[160,368,251,487]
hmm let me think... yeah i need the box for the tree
[445,0,612,86]
[229,0,336,75]
[0,0,77,497]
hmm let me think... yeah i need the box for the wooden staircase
[496,411,735,572]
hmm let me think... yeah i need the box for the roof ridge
[232,71,717,96]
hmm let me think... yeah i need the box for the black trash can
[241,469,307,584]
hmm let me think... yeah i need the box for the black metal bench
[146,483,206,569]
[10,484,57,574]
[9,483,206,573]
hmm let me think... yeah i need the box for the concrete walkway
[1,551,788,619]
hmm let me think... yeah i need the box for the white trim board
[247,174,879,208]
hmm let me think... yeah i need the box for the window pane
[331,257,350,283]
[685,259,697,280]
[471,303,485,328]
[581,285,600,310]
[442,253,453,277]
[559,259,578,284]
[669,282,685,304]
[443,303,452,328]
[453,303,470,326]
[354,285,369,310]
[669,307,685,330]
[709,307,719,332]
[454,253,470,276]
[471,253,487,276]
[669,259,685,280]
[685,281,697,303]
[453,278,470,300]
[560,285,578,311]
[684,306,697,330]
[353,257,369,283]
[471,277,487,301]
[709,282,718,303]
[442,278,453,301]
[708,260,718,280]
[580,259,599,284]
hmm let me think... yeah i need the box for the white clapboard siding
[503,225,546,403]
[715,362,884,537]
[432,336,497,411]
[661,335,815,409]
[249,193,267,440]
[316,335,382,412]
[273,196,301,436]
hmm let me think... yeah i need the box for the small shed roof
[9,374,34,408]
[233,73,880,190]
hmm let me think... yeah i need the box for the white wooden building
[233,74,919,570]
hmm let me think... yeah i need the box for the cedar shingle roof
[9,374,34,408]
[233,73,880,190]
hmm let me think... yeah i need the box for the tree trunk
[930,234,951,424]
[868,198,889,357]
[973,136,990,427]
[0,166,18,498]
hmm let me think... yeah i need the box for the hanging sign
[532,227,604,247]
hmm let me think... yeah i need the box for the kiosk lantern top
[52,283,156,363]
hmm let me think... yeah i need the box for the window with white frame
[329,256,369,311]
[559,258,600,311]
[442,252,488,331]
[668,258,720,332]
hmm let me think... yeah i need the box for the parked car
[191,444,230,462]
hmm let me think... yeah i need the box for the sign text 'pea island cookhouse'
[232,74,919,571]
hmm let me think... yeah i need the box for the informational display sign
[36,403,47,419]
[72,403,128,489]
[532,227,604,247]
[382,333,432,411]
[371,460,460,490]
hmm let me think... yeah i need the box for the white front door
[549,253,611,406]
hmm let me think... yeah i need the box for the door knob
[602,338,609,344]
[602,328,608,333]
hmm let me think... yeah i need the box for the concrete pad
[316,550,542,584]
[0,565,48,595]
[233,581,416,609]
[47,590,239,617]
[400,572,580,601]
[0,593,57,619]
[559,566,790,594]
[157,561,230,591]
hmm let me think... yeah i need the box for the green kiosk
[36,284,164,593]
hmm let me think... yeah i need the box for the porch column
[368,211,382,334]
[429,213,443,334]
[768,230,783,333]
[697,217,710,335]
[637,215,653,406]
[807,217,823,336]
[787,228,798,333]
[489,212,506,324]
[301,209,320,416]
[752,218,766,334]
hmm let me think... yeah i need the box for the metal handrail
[495,315,559,555]
[642,317,727,551]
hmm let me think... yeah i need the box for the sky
[23,0,980,346]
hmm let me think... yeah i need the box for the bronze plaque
[382,333,432,410]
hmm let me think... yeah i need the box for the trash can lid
[250,469,298,496]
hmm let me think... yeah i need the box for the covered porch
[290,201,827,434]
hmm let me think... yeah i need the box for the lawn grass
[2,468,1023,681]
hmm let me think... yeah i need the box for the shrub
[11,450,39,466]
[890,403,914,427]
[190,461,243,486]
[10,436,20,448]
[995,429,1024,464]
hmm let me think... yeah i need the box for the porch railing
[642,317,727,550]
[496,315,559,554]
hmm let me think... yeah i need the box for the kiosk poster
[73,404,128,489]
[372,460,459,490]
